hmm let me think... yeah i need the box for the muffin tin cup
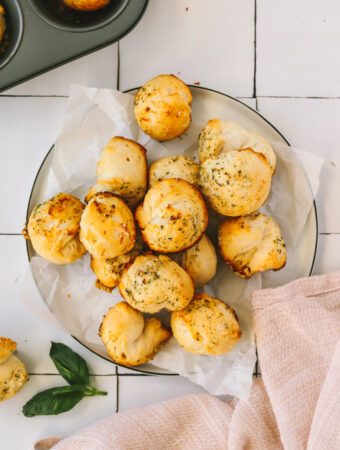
[0,0,24,70]
[27,0,129,33]
[0,0,148,92]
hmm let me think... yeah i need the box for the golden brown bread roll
[0,355,28,402]
[171,292,242,356]
[149,155,199,188]
[119,254,194,313]
[99,302,171,366]
[91,233,145,292]
[179,234,217,288]
[62,0,110,11]
[218,212,287,278]
[198,119,276,173]
[199,149,272,216]
[80,192,136,259]
[134,74,192,141]
[0,4,6,43]
[0,337,17,364]
[135,178,208,253]
[26,193,86,264]
[85,137,148,209]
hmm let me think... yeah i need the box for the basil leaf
[52,384,107,397]
[22,387,84,417]
[50,342,90,386]
[51,385,87,396]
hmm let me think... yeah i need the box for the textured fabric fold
[34,270,340,450]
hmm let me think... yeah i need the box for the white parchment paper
[22,85,323,400]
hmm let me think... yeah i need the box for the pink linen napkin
[35,270,340,450]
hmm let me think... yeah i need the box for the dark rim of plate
[25,85,319,376]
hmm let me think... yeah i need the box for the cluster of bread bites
[25,74,289,366]
[198,119,287,277]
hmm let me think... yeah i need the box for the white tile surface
[119,0,254,96]
[0,97,66,233]
[4,45,118,96]
[0,375,116,450]
[313,234,340,275]
[0,235,116,375]
[118,375,206,412]
[1,0,340,446]
[257,97,340,232]
[256,98,340,155]
[257,0,340,96]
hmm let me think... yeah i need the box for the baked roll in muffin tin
[0,0,148,92]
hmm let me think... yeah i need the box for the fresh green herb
[22,342,107,417]
[23,387,84,417]
[50,342,89,386]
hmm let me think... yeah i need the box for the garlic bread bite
[99,302,171,366]
[85,137,148,208]
[62,0,110,11]
[218,212,287,278]
[26,193,86,264]
[149,155,199,187]
[199,149,272,216]
[179,234,217,288]
[0,355,28,402]
[198,119,276,173]
[134,75,192,141]
[171,293,242,356]
[0,338,28,402]
[135,178,208,253]
[91,233,145,292]
[119,254,194,313]
[80,192,135,259]
[0,337,17,364]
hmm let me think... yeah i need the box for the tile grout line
[252,0,257,98]
[319,232,340,235]
[115,366,119,413]
[253,93,259,380]
[0,94,66,97]
[27,372,160,377]
[257,95,340,100]
[116,41,120,91]
[0,93,339,100]
[28,373,118,377]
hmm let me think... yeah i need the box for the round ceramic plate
[26,86,318,375]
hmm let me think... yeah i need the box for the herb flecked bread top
[119,254,194,314]
[85,137,148,209]
[218,212,287,278]
[135,178,208,253]
[134,74,192,141]
[198,119,276,173]
[99,301,171,366]
[199,149,272,216]
[149,155,199,187]
[27,193,86,264]
[80,192,136,259]
[171,292,242,356]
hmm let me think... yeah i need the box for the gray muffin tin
[0,0,148,92]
